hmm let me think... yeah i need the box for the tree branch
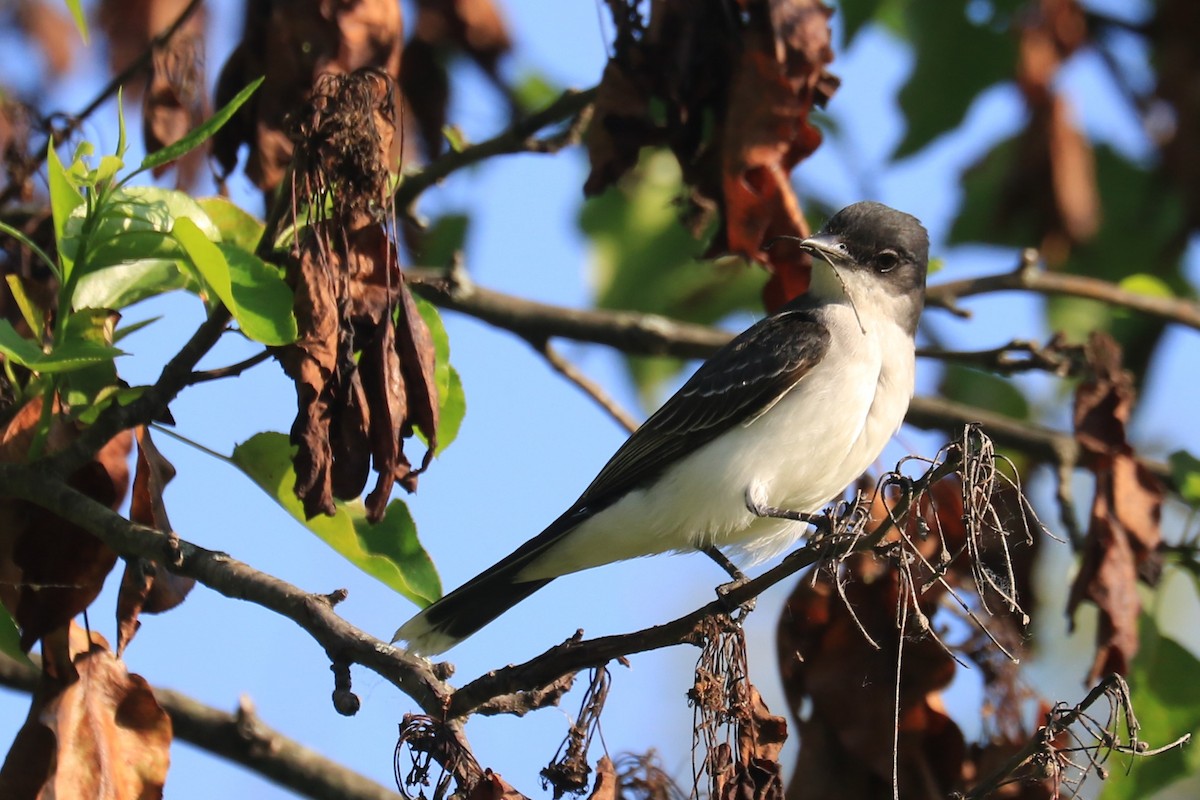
[0,462,478,785]
[926,248,1200,332]
[393,87,597,214]
[524,335,639,434]
[407,265,731,360]
[0,654,402,800]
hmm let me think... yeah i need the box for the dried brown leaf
[467,769,528,800]
[778,569,963,799]
[399,38,451,158]
[720,7,833,310]
[0,397,131,650]
[117,427,194,655]
[143,29,209,184]
[1156,0,1200,228]
[362,313,411,521]
[587,756,617,800]
[396,279,439,460]
[14,0,75,76]
[1068,333,1163,681]
[211,0,402,191]
[0,628,171,799]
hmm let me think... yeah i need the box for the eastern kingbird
[395,201,928,654]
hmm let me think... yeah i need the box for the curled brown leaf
[0,626,172,799]
[1068,333,1163,682]
[117,427,194,655]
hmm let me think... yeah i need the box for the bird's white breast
[519,302,916,580]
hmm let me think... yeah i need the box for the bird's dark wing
[577,307,830,510]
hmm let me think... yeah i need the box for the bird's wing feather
[578,308,830,508]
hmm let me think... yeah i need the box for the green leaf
[512,71,561,114]
[1119,273,1174,299]
[1169,451,1200,507]
[0,319,122,374]
[939,365,1029,421]
[0,605,30,665]
[412,294,465,453]
[47,141,84,279]
[172,218,297,345]
[63,0,88,43]
[1099,615,1200,799]
[217,243,297,344]
[231,432,441,605]
[94,154,125,185]
[415,214,469,268]
[836,0,893,45]
[73,259,193,311]
[136,77,264,175]
[63,185,219,280]
[437,367,466,452]
[580,149,766,405]
[894,1,1020,158]
[63,187,216,309]
[197,197,265,251]
[4,275,44,334]
[116,88,128,158]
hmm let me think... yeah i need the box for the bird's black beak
[798,233,849,265]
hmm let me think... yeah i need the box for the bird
[394,201,929,655]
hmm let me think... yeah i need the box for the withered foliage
[542,668,611,797]
[777,461,1049,800]
[691,624,787,800]
[586,0,839,311]
[595,753,679,800]
[0,626,172,800]
[281,70,439,521]
[402,0,513,158]
[962,0,1098,264]
[0,397,131,653]
[98,0,209,186]
[116,427,195,656]
[1067,333,1163,682]
[396,713,485,800]
[12,0,75,77]
[212,0,403,191]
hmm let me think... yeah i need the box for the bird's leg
[744,488,831,534]
[704,546,745,581]
[703,547,756,613]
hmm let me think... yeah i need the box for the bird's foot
[715,576,757,615]
[744,490,831,534]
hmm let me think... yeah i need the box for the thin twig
[393,87,597,214]
[525,335,640,434]
[0,654,401,800]
[927,248,1200,332]
[188,349,274,384]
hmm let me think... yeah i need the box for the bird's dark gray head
[799,201,929,334]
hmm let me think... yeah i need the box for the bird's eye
[875,250,900,272]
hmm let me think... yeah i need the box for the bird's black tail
[391,506,597,654]
[393,562,554,655]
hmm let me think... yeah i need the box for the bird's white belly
[520,311,915,580]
